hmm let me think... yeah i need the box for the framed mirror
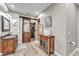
[45,16,52,27]
[2,16,10,32]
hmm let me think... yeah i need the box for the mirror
[45,16,52,27]
[2,16,10,32]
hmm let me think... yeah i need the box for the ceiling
[6,3,52,17]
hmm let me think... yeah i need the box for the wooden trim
[22,19,24,43]
[20,16,37,20]
[29,19,31,38]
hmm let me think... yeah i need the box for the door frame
[20,16,40,43]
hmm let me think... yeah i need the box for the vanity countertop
[2,35,17,40]
[0,32,10,37]
[2,35,17,39]
[0,34,7,37]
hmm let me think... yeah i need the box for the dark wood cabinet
[40,35,54,56]
[2,37,17,56]
[23,32,31,43]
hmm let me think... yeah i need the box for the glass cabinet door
[23,19,30,32]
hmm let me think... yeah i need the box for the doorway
[22,19,31,43]
[20,16,39,43]
[31,23,36,41]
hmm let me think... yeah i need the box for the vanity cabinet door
[0,39,2,53]
[9,39,16,52]
[23,32,31,43]
[3,40,10,55]
[3,38,16,56]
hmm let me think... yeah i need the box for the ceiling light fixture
[10,4,15,8]
[35,12,39,15]
[7,14,12,18]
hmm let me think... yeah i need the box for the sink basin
[3,35,17,39]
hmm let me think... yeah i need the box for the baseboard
[69,48,78,56]
[54,51,62,56]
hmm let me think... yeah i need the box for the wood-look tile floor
[6,41,56,56]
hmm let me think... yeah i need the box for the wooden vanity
[40,34,54,56]
[0,35,17,56]
[0,16,17,56]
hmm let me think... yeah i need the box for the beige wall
[10,12,19,35]
[77,6,79,48]
[66,4,77,55]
